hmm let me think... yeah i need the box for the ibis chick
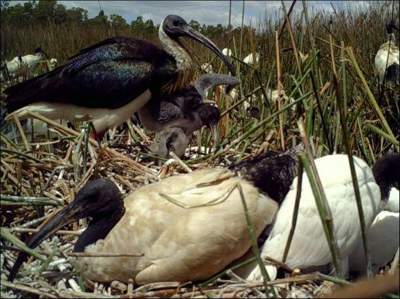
[139,74,239,158]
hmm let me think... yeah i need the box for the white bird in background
[222,48,233,57]
[48,58,58,71]
[350,153,400,275]
[201,48,232,75]
[240,154,387,281]
[243,52,260,65]
[6,47,48,75]
[265,88,296,111]
[374,21,399,85]
[201,62,213,74]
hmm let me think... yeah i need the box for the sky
[10,1,376,26]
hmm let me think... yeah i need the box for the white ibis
[350,153,400,275]
[139,74,239,158]
[243,52,260,65]
[47,58,58,71]
[8,148,300,284]
[3,47,48,77]
[3,15,235,141]
[200,48,232,75]
[222,48,233,57]
[201,62,213,73]
[374,21,399,85]
[241,154,390,281]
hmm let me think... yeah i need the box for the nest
[0,112,352,298]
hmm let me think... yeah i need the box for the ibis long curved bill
[9,204,80,281]
[181,25,236,75]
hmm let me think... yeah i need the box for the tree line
[0,0,232,39]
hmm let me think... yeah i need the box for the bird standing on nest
[2,15,235,142]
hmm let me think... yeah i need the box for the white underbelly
[10,89,152,132]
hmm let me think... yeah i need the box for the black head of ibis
[386,20,399,35]
[34,47,49,59]
[162,15,235,76]
[372,152,400,201]
[8,178,125,282]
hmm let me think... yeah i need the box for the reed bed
[1,0,399,298]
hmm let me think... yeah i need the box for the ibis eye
[173,20,179,27]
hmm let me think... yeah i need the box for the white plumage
[11,90,151,135]
[48,58,58,71]
[387,187,399,212]
[349,211,399,274]
[243,52,260,65]
[6,50,47,75]
[349,187,399,274]
[77,169,278,284]
[241,154,381,281]
[222,48,233,57]
[201,62,213,73]
[265,88,296,111]
[374,26,399,85]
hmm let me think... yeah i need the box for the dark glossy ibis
[3,15,235,141]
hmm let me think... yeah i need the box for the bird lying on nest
[9,152,398,284]
[239,153,399,281]
[8,147,300,283]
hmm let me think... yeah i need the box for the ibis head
[8,179,124,281]
[162,15,236,75]
[386,20,399,34]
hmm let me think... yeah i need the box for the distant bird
[4,47,48,77]
[299,51,309,63]
[240,154,394,281]
[47,58,58,71]
[9,148,300,283]
[243,52,260,65]
[201,62,213,73]
[374,21,399,85]
[350,153,400,275]
[222,48,233,57]
[200,48,232,74]
[243,88,296,119]
[140,74,239,158]
[3,15,235,141]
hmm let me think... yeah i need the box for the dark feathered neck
[73,203,125,252]
[373,153,400,200]
[230,150,299,204]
